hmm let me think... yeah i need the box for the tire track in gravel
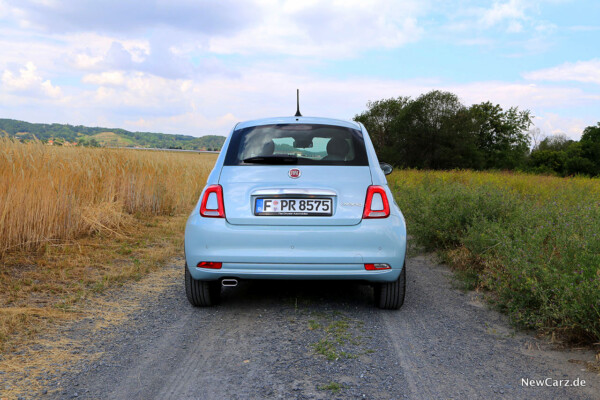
[43,255,599,400]
[380,255,598,400]
[155,305,270,399]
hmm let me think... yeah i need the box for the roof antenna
[295,89,302,117]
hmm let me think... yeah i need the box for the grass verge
[1,140,215,352]
[0,214,186,350]
[0,214,187,398]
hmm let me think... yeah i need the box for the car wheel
[374,263,406,310]
[185,263,221,306]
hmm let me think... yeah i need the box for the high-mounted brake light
[197,261,222,269]
[362,185,390,219]
[365,263,391,270]
[200,185,225,218]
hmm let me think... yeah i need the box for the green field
[389,170,600,344]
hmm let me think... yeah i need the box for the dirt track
[38,254,599,399]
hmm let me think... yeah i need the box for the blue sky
[1,0,599,139]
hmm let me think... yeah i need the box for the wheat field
[0,139,216,256]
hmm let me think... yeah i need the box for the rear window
[224,124,369,166]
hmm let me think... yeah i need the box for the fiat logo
[288,168,301,179]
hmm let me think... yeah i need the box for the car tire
[185,263,221,306]
[374,263,406,310]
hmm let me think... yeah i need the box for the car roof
[235,116,362,131]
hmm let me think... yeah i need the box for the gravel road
[41,254,598,399]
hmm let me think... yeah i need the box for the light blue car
[184,116,407,309]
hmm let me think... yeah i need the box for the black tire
[374,263,406,310]
[185,263,221,306]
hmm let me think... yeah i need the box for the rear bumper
[184,214,406,282]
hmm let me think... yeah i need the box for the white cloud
[74,53,103,69]
[445,0,560,39]
[125,112,239,135]
[449,81,599,110]
[2,63,598,138]
[4,0,426,59]
[532,113,588,140]
[82,71,126,86]
[480,0,526,27]
[1,61,61,97]
[209,0,426,57]
[4,0,258,35]
[81,72,192,111]
[73,69,600,134]
[67,36,150,71]
[0,0,597,140]
[507,21,523,33]
[523,59,600,85]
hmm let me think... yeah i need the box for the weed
[390,169,600,344]
[117,243,133,255]
[312,339,338,361]
[308,320,321,330]
[310,312,366,360]
[318,381,343,393]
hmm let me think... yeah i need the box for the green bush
[391,170,600,343]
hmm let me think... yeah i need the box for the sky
[0,0,599,139]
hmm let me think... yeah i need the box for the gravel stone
[5,254,597,399]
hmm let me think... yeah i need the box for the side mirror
[379,162,393,175]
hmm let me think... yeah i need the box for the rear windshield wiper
[242,155,299,164]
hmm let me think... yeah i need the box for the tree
[537,134,571,152]
[528,127,545,150]
[579,122,600,175]
[354,92,533,171]
[354,97,411,162]
[529,150,567,175]
[468,102,532,169]
[527,126,599,177]
[397,90,479,169]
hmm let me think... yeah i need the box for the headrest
[326,138,350,157]
[262,140,275,156]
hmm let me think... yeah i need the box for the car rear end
[184,117,407,308]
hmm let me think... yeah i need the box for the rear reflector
[197,261,222,269]
[200,185,225,218]
[365,263,391,270]
[363,185,390,219]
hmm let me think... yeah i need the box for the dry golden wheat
[0,139,216,255]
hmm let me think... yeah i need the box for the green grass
[308,319,321,330]
[91,131,134,146]
[390,169,600,344]
[309,313,365,360]
[318,381,343,393]
[312,338,339,361]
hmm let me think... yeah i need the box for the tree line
[527,126,600,176]
[0,118,225,151]
[354,90,600,177]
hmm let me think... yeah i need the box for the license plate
[254,198,332,216]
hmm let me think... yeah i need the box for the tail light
[197,261,222,269]
[365,263,391,270]
[362,185,390,219]
[200,185,225,218]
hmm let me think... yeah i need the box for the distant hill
[0,118,225,150]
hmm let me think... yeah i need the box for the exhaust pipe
[221,278,238,287]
